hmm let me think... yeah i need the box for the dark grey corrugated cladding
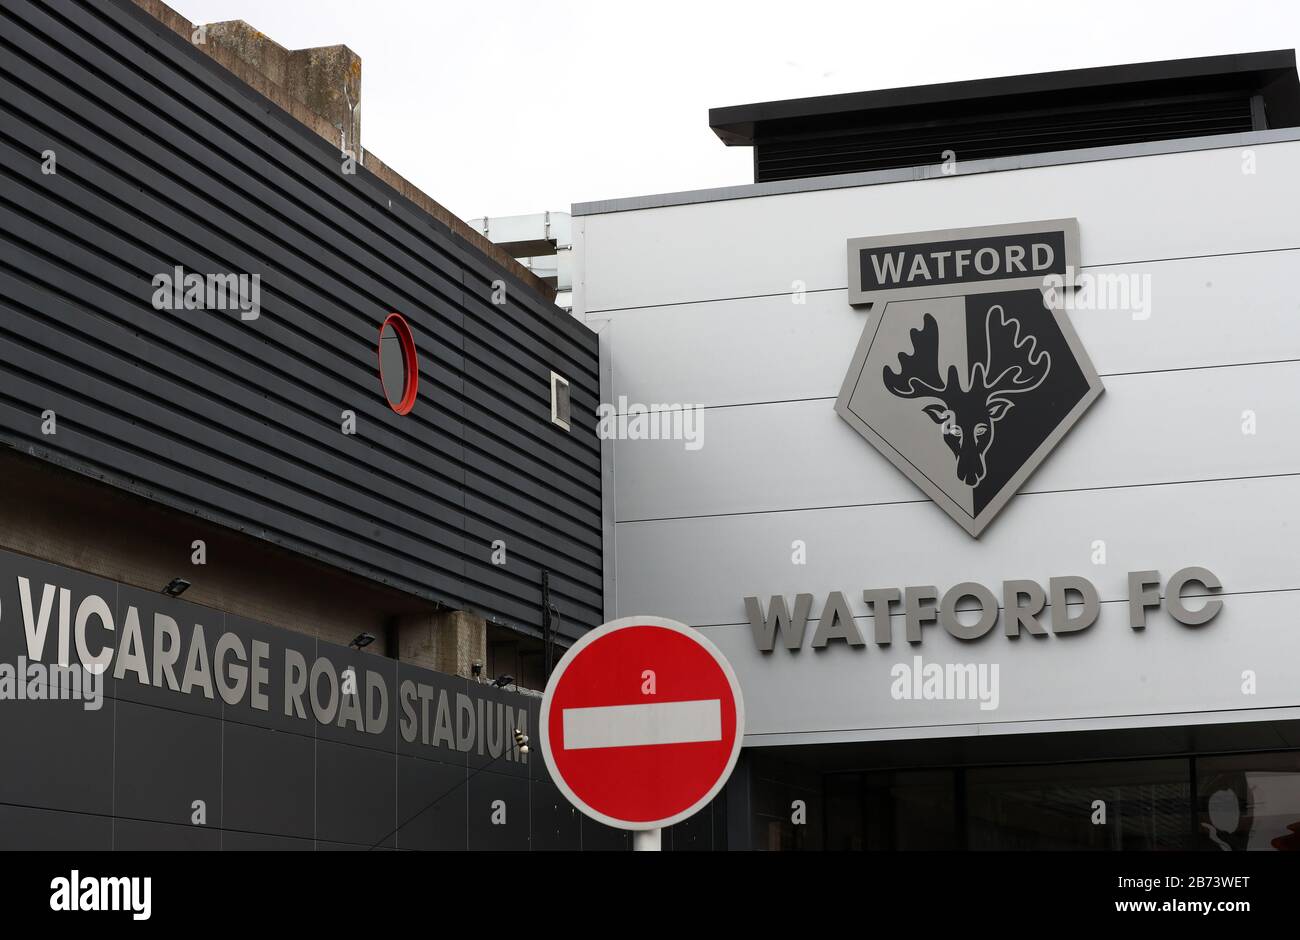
[0,0,601,641]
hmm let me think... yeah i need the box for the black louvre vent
[754,93,1256,182]
[711,51,1300,185]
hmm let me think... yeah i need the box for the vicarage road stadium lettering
[4,564,528,763]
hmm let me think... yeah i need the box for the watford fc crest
[835,219,1104,537]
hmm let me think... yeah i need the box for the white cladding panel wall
[577,140,1300,746]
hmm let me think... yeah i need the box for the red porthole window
[377,312,419,415]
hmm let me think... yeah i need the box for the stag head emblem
[883,306,1051,487]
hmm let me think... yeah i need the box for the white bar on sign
[562,699,722,750]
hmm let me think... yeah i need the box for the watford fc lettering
[858,230,1066,292]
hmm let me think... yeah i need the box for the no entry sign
[539,616,745,830]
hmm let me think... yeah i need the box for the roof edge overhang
[709,50,1300,146]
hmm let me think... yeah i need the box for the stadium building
[575,49,1300,850]
[4,0,1300,853]
[0,0,634,851]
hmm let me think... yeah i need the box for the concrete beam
[202,21,362,156]
[397,608,488,679]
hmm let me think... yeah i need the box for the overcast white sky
[173,0,1300,221]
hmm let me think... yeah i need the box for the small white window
[550,371,571,431]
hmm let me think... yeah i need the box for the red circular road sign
[539,616,745,830]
